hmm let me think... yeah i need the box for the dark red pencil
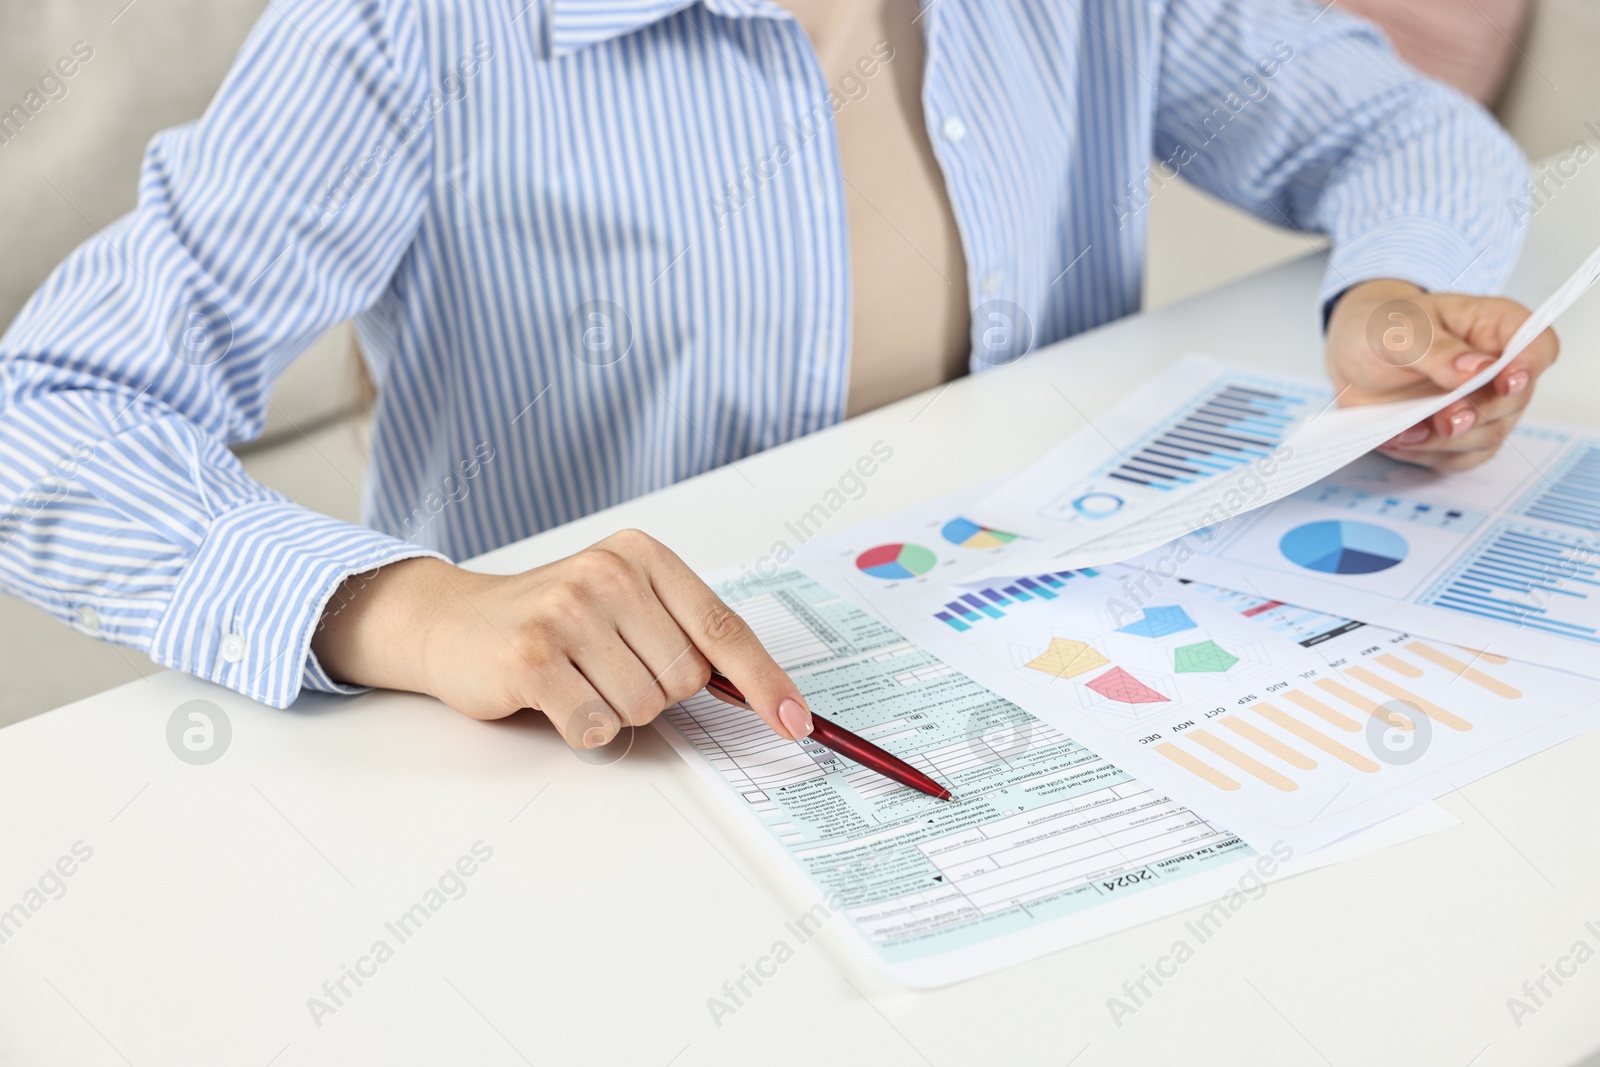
[705,671,954,801]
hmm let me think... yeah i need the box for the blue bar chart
[970,359,1329,579]
[1515,443,1600,531]
[934,569,1100,631]
[1098,383,1304,492]
[1422,522,1600,643]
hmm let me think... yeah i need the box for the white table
[4,162,1599,1067]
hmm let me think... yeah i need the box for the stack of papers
[792,484,1600,854]
[657,565,1456,985]
[654,242,1600,985]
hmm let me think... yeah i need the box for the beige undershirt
[775,0,971,417]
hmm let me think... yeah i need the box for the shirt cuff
[150,499,448,708]
[1318,214,1501,328]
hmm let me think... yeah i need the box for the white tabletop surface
[4,161,1599,1067]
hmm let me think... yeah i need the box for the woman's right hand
[311,529,814,748]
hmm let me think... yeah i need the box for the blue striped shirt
[0,0,1528,707]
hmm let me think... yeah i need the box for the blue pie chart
[1279,520,1408,575]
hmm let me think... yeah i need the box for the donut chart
[856,542,938,580]
[1072,492,1125,518]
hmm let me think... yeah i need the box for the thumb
[1413,291,1551,392]
[1414,289,1548,398]
[1332,290,1448,398]
[1407,329,1499,395]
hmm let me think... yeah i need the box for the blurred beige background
[1,0,1598,725]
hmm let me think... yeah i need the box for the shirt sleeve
[1152,0,1531,316]
[0,0,446,708]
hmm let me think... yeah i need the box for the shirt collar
[547,0,781,58]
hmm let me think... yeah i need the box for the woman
[0,0,1558,748]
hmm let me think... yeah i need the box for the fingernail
[1448,409,1476,436]
[778,698,812,739]
[1454,353,1494,375]
[1391,425,1430,446]
[1505,370,1529,395]
[583,726,612,748]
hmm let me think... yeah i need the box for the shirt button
[75,605,101,634]
[981,272,1002,296]
[222,632,247,663]
[811,173,826,199]
[941,116,967,143]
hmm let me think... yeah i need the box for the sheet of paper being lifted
[656,565,1454,986]
[969,241,1600,579]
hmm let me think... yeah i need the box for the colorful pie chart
[1279,520,1408,575]
[941,517,1019,549]
[856,542,938,580]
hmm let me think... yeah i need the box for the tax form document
[657,566,1453,986]
[794,486,1600,857]
[971,241,1600,576]
[1158,422,1600,678]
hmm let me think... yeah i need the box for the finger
[1384,421,1432,450]
[1424,379,1538,445]
[1384,407,1521,457]
[1380,403,1524,460]
[1428,419,1510,455]
[630,533,813,741]
[573,628,672,728]
[1372,291,1559,398]
[616,599,713,707]
[1399,329,1494,396]
[1427,398,1481,442]
[1433,293,1545,357]
[1489,323,1559,397]
[1418,293,1565,397]
[1452,380,1535,428]
[522,660,624,749]
[1380,402,1479,452]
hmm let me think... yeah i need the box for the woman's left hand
[1325,278,1560,472]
